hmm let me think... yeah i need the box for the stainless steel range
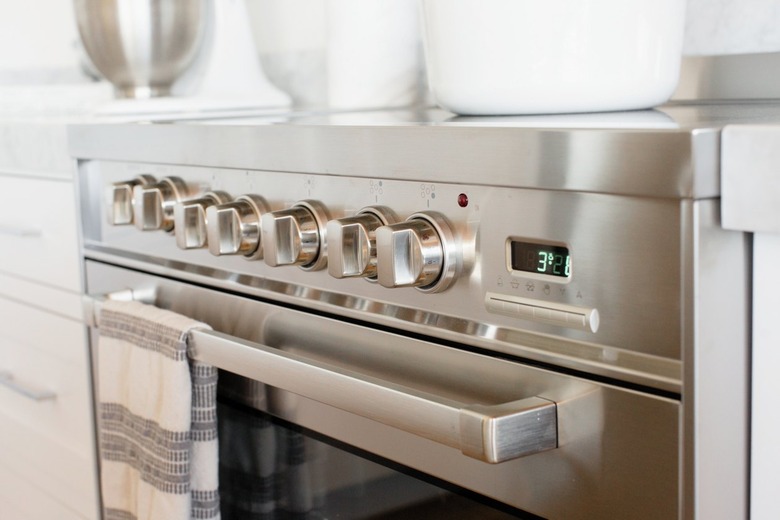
[71,104,761,519]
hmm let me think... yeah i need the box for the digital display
[510,240,571,278]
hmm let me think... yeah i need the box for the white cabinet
[0,123,98,520]
[0,175,81,292]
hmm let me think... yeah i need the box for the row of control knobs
[110,176,459,292]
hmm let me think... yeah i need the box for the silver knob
[205,195,269,259]
[376,212,459,292]
[326,206,397,280]
[261,200,331,271]
[173,191,231,250]
[132,176,189,231]
[107,174,155,225]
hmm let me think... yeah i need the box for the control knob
[326,206,397,280]
[108,174,155,225]
[261,200,330,271]
[375,212,459,293]
[132,176,189,231]
[205,195,269,260]
[173,191,231,250]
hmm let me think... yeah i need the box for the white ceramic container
[420,0,687,115]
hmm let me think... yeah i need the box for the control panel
[94,163,685,361]
[108,175,463,293]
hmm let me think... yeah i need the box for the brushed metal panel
[85,260,680,519]
[78,160,686,390]
[69,113,711,198]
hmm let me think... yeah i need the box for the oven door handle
[188,328,557,463]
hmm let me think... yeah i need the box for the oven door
[85,260,680,519]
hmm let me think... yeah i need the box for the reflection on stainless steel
[326,206,397,280]
[205,194,268,259]
[108,174,155,225]
[188,328,557,464]
[261,200,331,271]
[73,0,207,98]
[131,176,189,231]
[83,244,682,393]
[174,190,231,250]
[74,105,757,518]
[85,260,680,518]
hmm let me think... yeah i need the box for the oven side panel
[681,199,750,519]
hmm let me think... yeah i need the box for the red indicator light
[457,193,469,208]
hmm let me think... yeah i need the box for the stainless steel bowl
[74,0,207,98]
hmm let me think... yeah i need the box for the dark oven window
[218,399,534,520]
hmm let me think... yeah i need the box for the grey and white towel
[97,300,220,520]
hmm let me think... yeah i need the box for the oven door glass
[217,396,528,520]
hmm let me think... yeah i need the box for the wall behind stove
[0,1,86,85]
[1,0,780,109]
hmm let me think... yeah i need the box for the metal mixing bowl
[74,0,207,98]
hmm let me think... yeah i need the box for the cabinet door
[0,296,98,520]
[0,464,86,520]
[0,175,80,294]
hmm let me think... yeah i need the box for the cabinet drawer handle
[0,225,42,238]
[0,371,56,401]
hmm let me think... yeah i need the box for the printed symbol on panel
[543,284,551,295]
[559,287,567,295]
[420,184,436,207]
[510,279,520,289]
[369,180,384,196]
[497,276,504,287]
[577,291,583,299]
[525,282,535,292]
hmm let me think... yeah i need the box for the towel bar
[84,291,558,464]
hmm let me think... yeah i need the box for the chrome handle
[326,206,398,280]
[85,291,557,462]
[0,225,42,238]
[375,212,460,293]
[205,195,268,259]
[132,176,189,231]
[108,174,156,225]
[174,191,232,250]
[83,288,158,328]
[261,200,331,271]
[0,371,56,401]
[188,329,557,463]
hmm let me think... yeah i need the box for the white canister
[420,0,687,115]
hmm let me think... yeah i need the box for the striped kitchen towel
[97,299,220,520]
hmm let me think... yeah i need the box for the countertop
[68,100,780,201]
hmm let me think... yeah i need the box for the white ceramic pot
[420,0,687,115]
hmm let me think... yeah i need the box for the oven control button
[108,174,155,225]
[326,206,398,280]
[132,176,189,231]
[376,211,459,293]
[485,292,600,333]
[261,200,331,271]
[173,191,231,250]
[205,195,269,260]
